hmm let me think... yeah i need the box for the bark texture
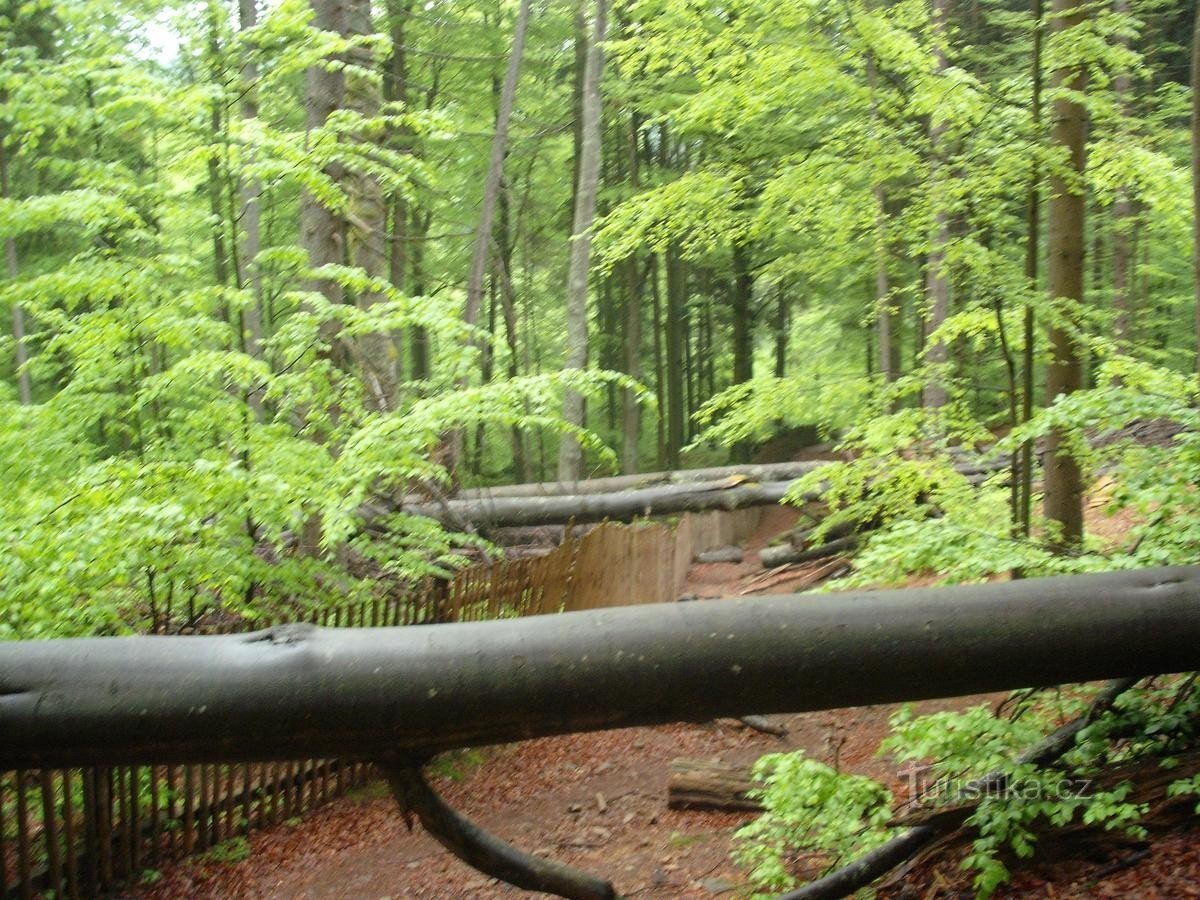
[1043,0,1088,550]
[557,0,608,480]
[3,566,1199,769]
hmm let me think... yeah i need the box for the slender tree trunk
[867,55,898,386]
[1043,0,1088,550]
[1192,0,1200,374]
[773,289,788,378]
[464,0,531,333]
[1109,0,1131,350]
[409,209,432,380]
[557,0,607,481]
[236,0,265,416]
[664,246,685,470]
[0,127,31,405]
[923,0,951,409]
[1018,0,1044,540]
[650,256,666,468]
[621,113,643,475]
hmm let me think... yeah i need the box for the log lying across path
[3,566,1199,770]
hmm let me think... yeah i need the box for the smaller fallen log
[760,534,859,568]
[668,759,763,812]
[738,714,788,737]
[696,546,745,564]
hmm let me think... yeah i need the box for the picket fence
[0,507,764,897]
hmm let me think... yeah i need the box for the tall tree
[922,0,951,409]
[557,0,607,481]
[0,128,30,404]
[1043,0,1088,549]
[1193,0,1200,374]
[237,0,265,414]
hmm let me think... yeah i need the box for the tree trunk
[343,0,399,413]
[301,0,347,356]
[1043,0,1088,550]
[0,125,31,405]
[922,0,951,409]
[1192,0,1200,374]
[868,55,898,386]
[464,0,531,334]
[1018,0,1044,540]
[557,0,607,481]
[664,245,686,469]
[6,565,1200,770]
[622,257,643,474]
[236,0,265,414]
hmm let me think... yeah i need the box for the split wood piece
[778,677,1140,900]
[740,557,847,595]
[668,759,763,813]
[381,763,615,900]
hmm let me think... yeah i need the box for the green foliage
[204,836,252,865]
[732,751,896,895]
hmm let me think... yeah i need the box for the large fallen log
[454,460,828,499]
[401,478,801,528]
[3,566,1199,771]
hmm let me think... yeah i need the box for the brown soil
[125,495,1200,899]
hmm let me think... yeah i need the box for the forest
[4,0,1200,896]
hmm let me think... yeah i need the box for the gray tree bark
[0,128,31,404]
[301,0,347,356]
[1043,0,1088,550]
[4,566,1199,769]
[344,0,399,413]
[922,0,951,408]
[557,0,608,480]
[1192,0,1200,374]
[237,0,265,416]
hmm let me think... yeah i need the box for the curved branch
[381,763,616,900]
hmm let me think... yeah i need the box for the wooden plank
[129,766,142,878]
[196,763,209,851]
[148,765,161,865]
[80,768,98,898]
[241,763,252,836]
[97,768,113,891]
[14,770,32,900]
[181,764,195,855]
[61,769,79,900]
[39,770,63,896]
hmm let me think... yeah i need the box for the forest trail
[125,504,1200,899]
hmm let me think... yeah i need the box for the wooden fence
[1,507,764,897]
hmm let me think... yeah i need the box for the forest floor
[126,502,1200,899]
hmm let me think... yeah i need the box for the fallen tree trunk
[2,566,1199,770]
[454,460,828,499]
[760,534,860,568]
[668,759,763,812]
[403,479,801,528]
